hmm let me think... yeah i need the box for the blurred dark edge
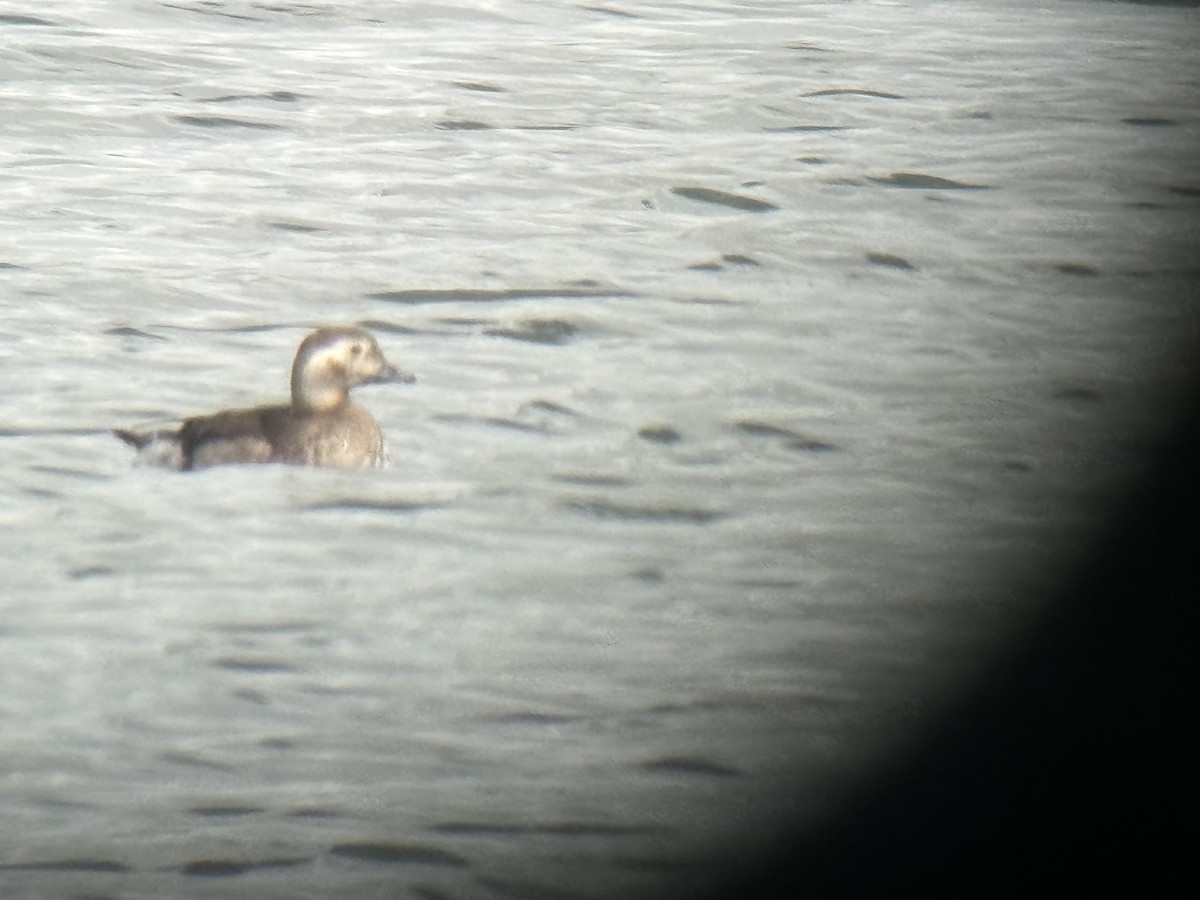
[704,356,1198,896]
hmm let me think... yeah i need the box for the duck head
[290,326,414,413]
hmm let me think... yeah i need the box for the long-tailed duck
[114,326,413,470]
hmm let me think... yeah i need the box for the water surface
[1,1,1197,897]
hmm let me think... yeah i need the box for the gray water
[2,1,1197,897]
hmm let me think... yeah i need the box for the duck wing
[179,405,289,470]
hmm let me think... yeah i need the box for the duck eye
[350,343,363,357]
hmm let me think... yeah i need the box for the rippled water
[2,1,1197,897]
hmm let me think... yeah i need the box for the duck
[114,326,413,470]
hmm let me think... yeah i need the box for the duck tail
[113,428,152,450]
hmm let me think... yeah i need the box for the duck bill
[374,363,416,385]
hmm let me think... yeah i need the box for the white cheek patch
[307,343,346,374]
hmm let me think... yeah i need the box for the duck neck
[291,370,349,415]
